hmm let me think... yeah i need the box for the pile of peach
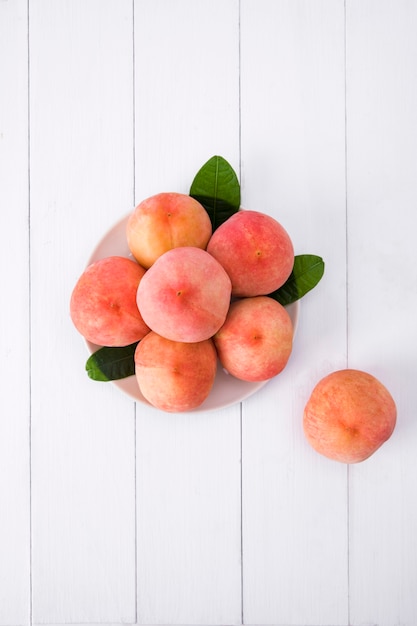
[70,192,295,413]
[71,191,397,465]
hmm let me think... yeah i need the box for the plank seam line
[238,0,244,623]
[27,0,33,624]
[132,0,138,619]
[343,3,352,625]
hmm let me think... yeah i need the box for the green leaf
[85,342,139,381]
[189,155,240,230]
[269,254,325,306]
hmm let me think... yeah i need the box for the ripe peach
[206,209,294,297]
[303,369,397,463]
[136,246,232,343]
[134,332,217,412]
[70,256,150,347]
[126,192,212,268]
[213,296,293,382]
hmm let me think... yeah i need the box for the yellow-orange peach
[303,369,397,463]
[70,256,150,347]
[213,296,293,382]
[136,246,232,343]
[126,192,212,268]
[206,209,294,297]
[134,332,217,412]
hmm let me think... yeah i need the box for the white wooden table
[1,1,416,624]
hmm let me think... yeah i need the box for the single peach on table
[136,246,232,343]
[70,256,150,347]
[135,332,217,412]
[303,369,397,463]
[126,192,212,268]
[206,209,294,297]
[213,296,293,382]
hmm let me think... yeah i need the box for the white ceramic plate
[85,213,300,412]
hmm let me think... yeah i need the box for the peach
[206,209,294,297]
[70,256,150,347]
[126,192,212,268]
[303,369,397,463]
[134,332,217,412]
[136,246,232,343]
[213,296,293,382]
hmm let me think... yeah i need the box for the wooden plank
[29,1,136,622]
[134,0,241,199]
[240,1,349,624]
[136,407,242,625]
[0,1,31,624]
[346,1,417,624]
[134,1,242,623]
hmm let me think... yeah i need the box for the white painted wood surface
[0,1,416,625]
[0,1,30,622]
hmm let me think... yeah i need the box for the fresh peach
[134,332,217,412]
[213,296,293,382]
[136,246,232,343]
[206,209,294,297]
[126,192,212,268]
[70,256,150,347]
[303,369,397,463]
